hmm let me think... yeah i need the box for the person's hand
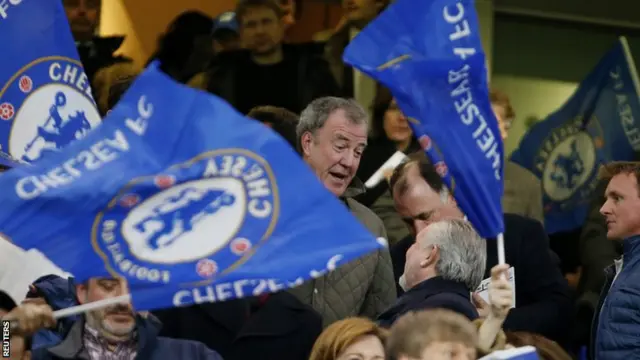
[488,264,513,320]
[472,292,490,319]
[1,303,55,336]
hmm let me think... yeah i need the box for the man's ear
[300,132,313,157]
[420,245,438,268]
[76,283,88,305]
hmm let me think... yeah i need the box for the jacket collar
[406,276,471,299]
[342,177,366,199]
[48,314,160,359]
[623,234,640,259]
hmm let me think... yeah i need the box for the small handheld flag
[343,0,505,259]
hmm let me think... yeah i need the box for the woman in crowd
[356,85,420,245]
[309,317,387,360]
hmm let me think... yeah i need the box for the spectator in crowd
[0,291,31,360]
[505,332,572,360]
[1,277,223,359]
[290,96,396,327]
[212,12,241,54]
[490,89,543,225]
[247,105,299,149]
[190,0,339,115]
[386,309,478,360]
[309,317,387,360]
[154,291,322,360]
[325,0,390,115]
[62,0,134,111]
[356,86,418,245]
[91,62,139,115]
[147,11,215,83]
[388,152,572,343]
[591,162,640,360]
[377,219,485,326]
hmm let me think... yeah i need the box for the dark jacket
[31,315,222,360]
[390,214,572,342]
[591,235,640,360]
[377,277,477,327]
[202,44,339,114]
[26,275,80,351]
[153,291,322,360]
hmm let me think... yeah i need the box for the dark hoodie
[203,43,339,114]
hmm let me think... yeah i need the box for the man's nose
[600,200,611,215]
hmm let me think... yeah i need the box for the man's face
[491,103,510,140]
[240,6,284,55]
[77,278,135,341]
[342,0,384,26]
[601,172,640,239]
[393,164,464,235]
[301,109,367,197]
[402,226,438,290]
[63,0,101,42]
[279,0,297,29]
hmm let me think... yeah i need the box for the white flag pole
[619,36,640,103]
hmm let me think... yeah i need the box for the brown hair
[236,0,284,23]
[489,88,515,120]
[389,151,451,197]
[505,332,572,360]
[309,318,388,360]
[598,161,640,188]
[247,105,299,149]
[386,309,477,359]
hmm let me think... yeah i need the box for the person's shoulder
[347,197,384,224]
[156,337,223,359]
[504,213,543,230]
[504,160,540,184]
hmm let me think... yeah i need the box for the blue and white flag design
[343,0,505,238]
[0,62,384,311]
[0,0,101,164]
[510,38,640,233]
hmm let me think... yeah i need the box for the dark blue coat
[592,235,640,360]
[376,276,477,327]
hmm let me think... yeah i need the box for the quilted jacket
[591,235,640,360]
[288,181,397,327]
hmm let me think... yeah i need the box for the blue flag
[0,0,101,164]
[0,62,384,311]
[510,38,640,233]
[343,0,504,238]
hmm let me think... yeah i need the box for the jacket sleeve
[360,223,398,319]
[502,218,572,343]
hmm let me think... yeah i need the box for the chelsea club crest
[92,150,279,285]
[0,56,101,163]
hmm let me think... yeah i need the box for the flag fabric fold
[0,62,383,311]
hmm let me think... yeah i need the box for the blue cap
[213,11,239,34]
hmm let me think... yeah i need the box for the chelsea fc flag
[0,0,101,164]
[0,62,384,311]
[510,38,640,233]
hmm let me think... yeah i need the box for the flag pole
[52,294,132,319]
[497,233,506,265]
[619,36,640,103]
